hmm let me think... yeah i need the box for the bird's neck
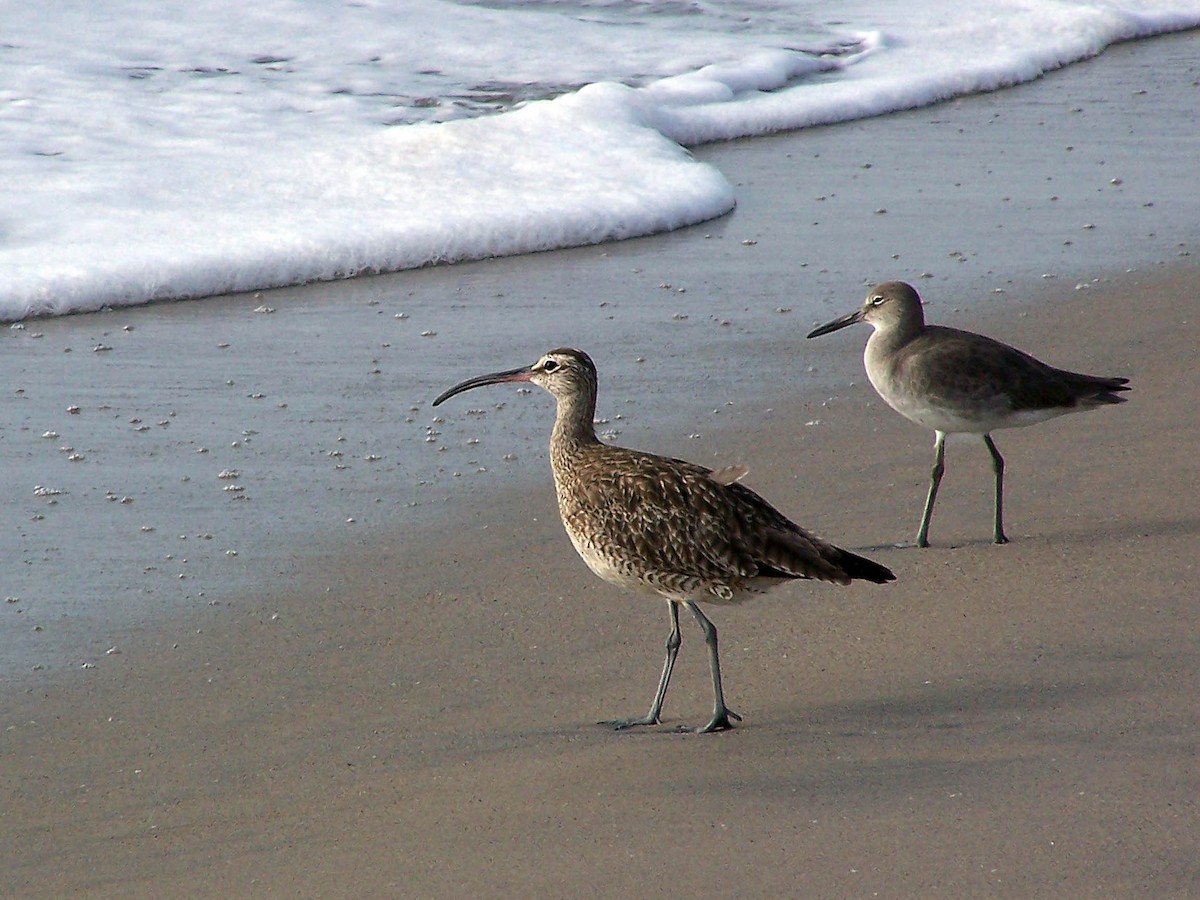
[549,391,601,469]
[867,316,923,359]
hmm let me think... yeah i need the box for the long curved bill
[432,364,534,407]
[806,307,865,339]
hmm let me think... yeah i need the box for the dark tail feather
[838,548,895,584]
[1072,373,1130,405]
[1097,376,1131,404]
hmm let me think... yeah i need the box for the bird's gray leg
[916,431,947,548]
[983,433,1009,544]
[685,601,742,733]
[602,600,681,730]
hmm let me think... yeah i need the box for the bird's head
[807,281,924,338]
[432,347,598,407]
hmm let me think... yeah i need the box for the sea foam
[2,0,1198,320]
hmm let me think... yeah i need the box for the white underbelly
[869,372,1063,435]
[564,528,652,593]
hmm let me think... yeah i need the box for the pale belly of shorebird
[568,525,791,604]
[563,527,661,593]
[871,376,1065,436]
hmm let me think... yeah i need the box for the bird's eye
[870,295,885,306]
[542,359,559,372]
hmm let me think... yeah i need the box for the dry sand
[2,31,1198,900]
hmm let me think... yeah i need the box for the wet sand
[2,30,1198,899]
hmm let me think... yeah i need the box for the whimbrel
[807,282,1130,547]
[433,348,895,733]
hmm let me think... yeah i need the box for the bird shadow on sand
[851,512,1200,552]
[661,642,1197,804]
[1021,513,1200,547]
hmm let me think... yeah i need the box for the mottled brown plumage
[433,347,894,733]
[808,282,1130,547]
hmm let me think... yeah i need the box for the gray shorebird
[433,348,895,733]
[807,281,1130,547]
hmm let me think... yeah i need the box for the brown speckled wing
[569,447,859,591]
